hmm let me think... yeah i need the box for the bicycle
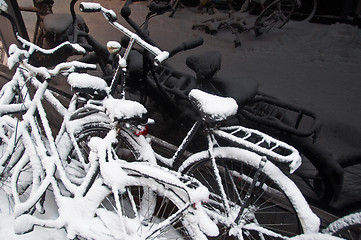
[100,0,343,207]
[0,7,215,239]
[79,2,320,239]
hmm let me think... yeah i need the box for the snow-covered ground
[1,0,361,238]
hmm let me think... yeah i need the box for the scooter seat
[185,51,222,81]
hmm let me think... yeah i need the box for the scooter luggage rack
[240,94,321,140]
[214,125,302,173]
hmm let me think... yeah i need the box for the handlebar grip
[154,51,170,66]
[169,37,204,57]
[79,2,101,12]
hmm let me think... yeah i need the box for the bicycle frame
[0,14,215,236]
[152,90,301,172]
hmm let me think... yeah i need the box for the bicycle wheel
[61,121,142,185]
[64,162,210,240]
[0,118,36,214]
[97,178,202,239]
[254,0,297,36]
[322,211,361,239]
[292,0,317,21]
[180,147,320,239]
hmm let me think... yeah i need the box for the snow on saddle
[189,89,238,123]
[68,73,109,99]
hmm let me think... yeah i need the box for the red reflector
[135,125,149,136]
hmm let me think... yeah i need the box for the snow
[189,88,238,121]
[68,72,109,90]
[103,98,147,121]
[2,0,361,239]
[322,211,361,234]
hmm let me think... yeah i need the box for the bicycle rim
[98,184,196,239]
[183,156,303,239]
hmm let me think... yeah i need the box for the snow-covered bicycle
[79,2,320,239]
[0,7,216,239]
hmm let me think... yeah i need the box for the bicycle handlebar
[9,44,96,79]
[24,60,96,80]
[80,2,169,65]
[169,38,204,58]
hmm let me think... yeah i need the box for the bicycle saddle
[43,14,88,42]
[189,89,238,123]
[186,51,258,105]
[186,51,222,81]
[68,73,108,100]
[104,99,148,124]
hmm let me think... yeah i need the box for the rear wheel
[181,148,315,239]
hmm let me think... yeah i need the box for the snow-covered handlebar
[80,2,170,65]
[8,44,96,79]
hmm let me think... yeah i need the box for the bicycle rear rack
[214,125,302,173]
[240,94,321,140]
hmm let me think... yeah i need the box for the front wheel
[180,147,320,239]
[78,163,211,240]
[254,0,297,36]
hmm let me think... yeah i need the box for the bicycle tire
[292,0,317,22]
[13,162,212,239]
[180,147,320,239]
[322,211,361,239]
[254,0,297,36]
[91,164,210,240]
[59,118,145,186]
